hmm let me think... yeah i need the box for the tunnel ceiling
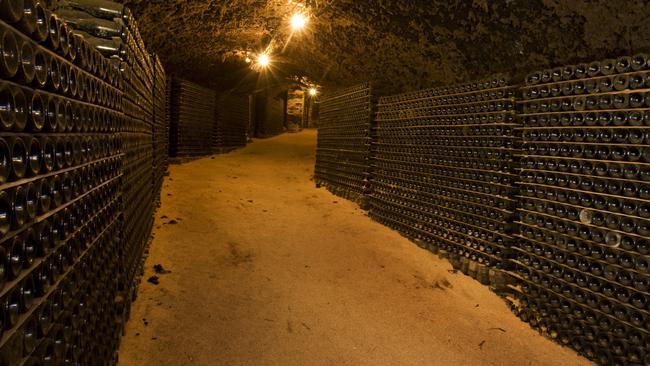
[118,0,650,94]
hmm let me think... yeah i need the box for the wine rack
[0,1,168,364]
[152,55,167,201]
[214,93,249,150]
[314,82,373,202]
[369,76,519,282]
[56,0,166,343]
[118,5,156,331]
[0,2,126,364]
[513,56,650,365]
[169,78,217,157]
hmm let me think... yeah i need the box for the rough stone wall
[286,89,304,129]
[118,0,650,94]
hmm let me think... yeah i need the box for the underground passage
[0,0,647,365]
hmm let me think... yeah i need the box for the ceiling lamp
[290,13,308,31]
[257,54,270,67]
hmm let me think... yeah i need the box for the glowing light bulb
[290,13,307,31]
[258,54,270,67]
[309,88,317,96]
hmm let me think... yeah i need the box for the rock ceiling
[118,0,650,94]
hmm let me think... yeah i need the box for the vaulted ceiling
[118,0,650,94]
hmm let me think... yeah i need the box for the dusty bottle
[59,0,127,21]
[57,8,125,39]
[16,39,36,85]
[15,0,37,35]
[0,27,19,78]
[9,136,27,180]
[31,1,49,42]
[27,137,41,176]
[25,181,37,220]
[33,48,48,88]
[38,177,52,213]
[0,83,16,131]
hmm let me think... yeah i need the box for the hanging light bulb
[290,13,308,31]
[258,54,270,67]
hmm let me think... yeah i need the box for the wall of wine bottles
[152,56,168,201]
[214,93,249,150]
[117,5,157,336]
[512,57,650,366]
[370,76,519,282]
[317,56,650,365]
[55,0,163,345]
[169,80,251,157]
[0,1,168,364]
[0,2,125,364]
[314,83,373,203]
[169,78,216,157]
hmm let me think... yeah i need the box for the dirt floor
[117,130,592,366]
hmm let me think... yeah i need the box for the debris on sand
[154,264,172,274]
[147,276,160,285]
[488,327,506,332]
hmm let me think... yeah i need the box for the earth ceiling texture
[117,0,650,95]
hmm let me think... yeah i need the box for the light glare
[258,54,270,67]
[309,88,317,96]
[290,13,307,30]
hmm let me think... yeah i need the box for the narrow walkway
[118,130,591,366]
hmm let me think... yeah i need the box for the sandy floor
[117,130,592,366]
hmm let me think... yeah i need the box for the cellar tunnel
[0,0,647,365]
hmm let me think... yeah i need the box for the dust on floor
[117,130,592,366]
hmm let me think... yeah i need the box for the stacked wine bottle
[169,78,217,157]
[213,93,249,150]
[117,6,157,327]
[55,0,125,59]
[0,2,125,364]
[152,55,167,202]
[369,76,519,279]
[513,56,650,365]
[314,82,373,202]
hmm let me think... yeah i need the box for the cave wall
[118,0,650,95]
